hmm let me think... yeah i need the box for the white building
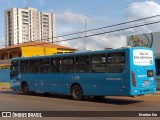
[5,7,56,46]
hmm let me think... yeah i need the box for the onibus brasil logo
[127,33,153,48]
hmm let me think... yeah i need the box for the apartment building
[5,7,56,46]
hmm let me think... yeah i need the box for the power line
[56,0,140,26]
[1,14,160,48]
[55,14,160,38]
[1,17,160,48]
[70,23,160,46]
[57,0,146,27]
[55,20,160,42]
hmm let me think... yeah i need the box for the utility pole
[84,18,87,51]
[25,0,29,8]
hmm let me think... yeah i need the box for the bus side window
[29,59,38,73]
[50,58,61,73]
[20,60,29,73]
[91,54,106,73]
[107,53,125,73]
[76,56,85,73]
[62,57,74,73]
[39,58,50,73]
[76,56,90,73]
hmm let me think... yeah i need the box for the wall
[21,46,57,57]
[57,49,75,53]
[0,69,10,82]
[0,51,21,60]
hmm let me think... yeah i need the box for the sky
[1,0,160,51]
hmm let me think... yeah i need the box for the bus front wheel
[22,82,29,95]
[71,85,83,101]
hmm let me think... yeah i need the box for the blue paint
[0,69,10,82]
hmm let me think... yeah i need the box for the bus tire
[71,85,84,101]
[22,82,29,95]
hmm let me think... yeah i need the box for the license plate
[144,80,148,84]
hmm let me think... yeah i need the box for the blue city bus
[10,47,156,100]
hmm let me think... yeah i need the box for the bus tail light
[147,70,154,77]
[131,71,136,87]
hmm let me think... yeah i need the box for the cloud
[56,10,92,24]
[56,34,126,51]
[124,1,160,20]
[56,11,110,30]
[123,0,160,34]
[55,10,127,51]
[57,1,160,52]
[54,10,126,51]
[57,27,77,35]
[56,37,72,47]
[82,34,126,51]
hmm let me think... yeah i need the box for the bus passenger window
[62,57,74,73]
[39,58,50,73]
[50,58,61,73]
[76,56,90,73]
[91,54,106,73]
[29,59,38,73]
[20,60,29,73]
[107,53,125,73]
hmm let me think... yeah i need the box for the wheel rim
[23,84,28,94]
[73,88,80,99]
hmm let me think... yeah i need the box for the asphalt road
[0,90,160,120]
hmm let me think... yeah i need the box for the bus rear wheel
[71,85,83,101]
[22,82,29,95]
